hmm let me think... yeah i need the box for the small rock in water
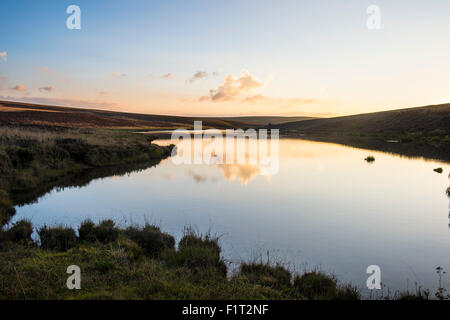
[433,168,443,174]
[365,156,375,163]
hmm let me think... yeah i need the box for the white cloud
[201,70,264,102]
[199,69,317,108]
[161,73,174,79]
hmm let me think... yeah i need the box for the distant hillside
[220,116,317,126]
[276,103,450,162]
[0,100,247,129]
[277,103,450,136]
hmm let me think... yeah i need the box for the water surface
[13,138,450,293]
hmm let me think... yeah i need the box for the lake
[12,137,450,294]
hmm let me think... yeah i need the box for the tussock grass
[124,224,175,257]
[163,231,226,279]
[38,226,78,251]
[2,220,33,244]
[1,220,448,300]
[239,263,292,289]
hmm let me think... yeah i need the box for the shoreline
[1,219,442,300]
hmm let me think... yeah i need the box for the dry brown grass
[0,126,150,147]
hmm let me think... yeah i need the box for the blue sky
[1,0,449,116]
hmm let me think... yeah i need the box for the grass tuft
[124,224,175,257]
[239,263,292,289]
[3,219,33,244]
[163,231,227,278]
[38,226,77,251]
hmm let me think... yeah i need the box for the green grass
[1,219,448,300]
[0,220,360,300]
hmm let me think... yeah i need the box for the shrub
[5,220,33,243]
[94,220,119,243]
[240,263,292,288]
[294,271,338,299]
[113,237,145,262]
[78,219,96,242]
[38,226,77,251]
[178,233,221,255]
[125,224,174,257]
[78,219,119,243]
[163,233,227,278]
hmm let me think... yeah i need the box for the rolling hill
[276,103,450,136]
[0,100,250,129]
[0,100,316,129]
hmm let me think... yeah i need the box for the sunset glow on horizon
[1,0,450,117]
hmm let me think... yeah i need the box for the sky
[0,0,449,117]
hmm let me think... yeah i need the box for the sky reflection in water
[14,138,450,292]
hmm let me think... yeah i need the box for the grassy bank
[1,220,446,300]
[0,125,173,226]
[0,220,361,300]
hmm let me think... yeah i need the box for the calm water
[13,138,450,293]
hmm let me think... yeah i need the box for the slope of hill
[220,116,317,125]
[0,100,248,129]
[277,103,450,136]
[276,103,450,162]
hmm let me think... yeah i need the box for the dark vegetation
[275,103,450,162]
[0,219,361,299]
[220,116,317,126]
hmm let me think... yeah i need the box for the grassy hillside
[277,103,450,136]
[0,100,248,129]
[275,103,450,162]
[0,100,318,128]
